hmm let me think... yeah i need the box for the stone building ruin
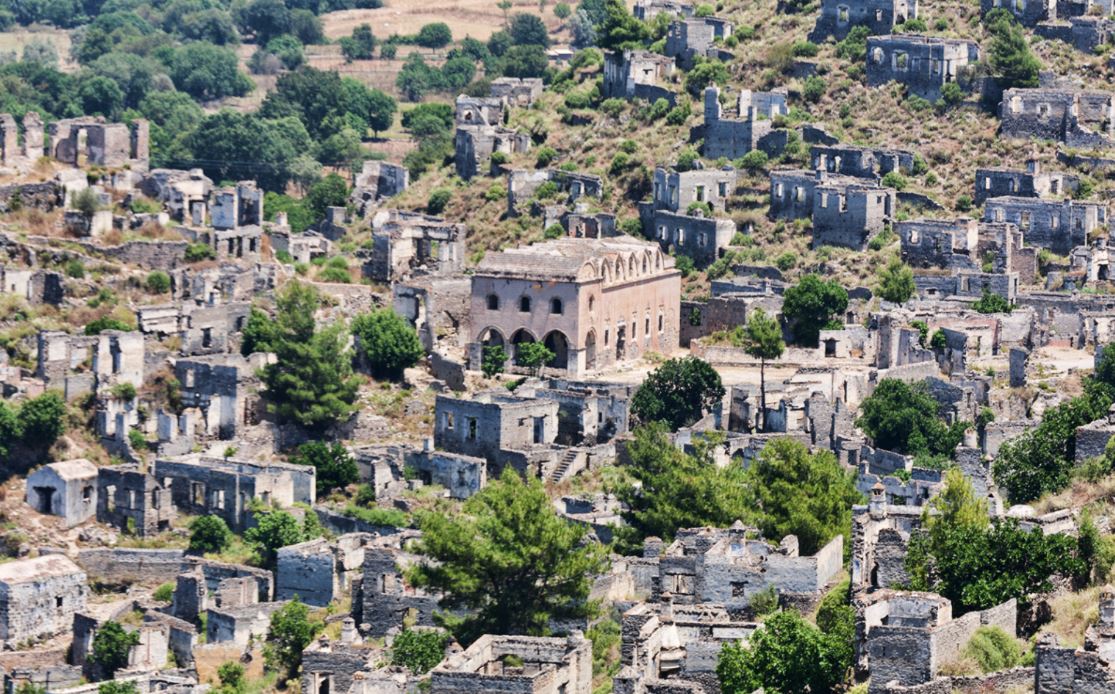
[701,86,789,159]
[0,555,88,648]
[466,237,681,375]
[25,460,98,528]
[813,0,917,39]
[866,35,979,101]
[603,50,678,104]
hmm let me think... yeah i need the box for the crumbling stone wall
[1000,88,1115,147]
[866,35,979,101]
[811,144,916,179]
[702,86,787,159]
[356,548,440,636]
[812,183,895,249]
[983,196,1104,254]
[980,0,1055,25]
[813,0,916,39]
[974,162,1077,204]
[642,208,737,267]
[0,555,88,646]
[603,50,678,104]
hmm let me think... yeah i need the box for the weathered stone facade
[974,160,1078,204]
[813,0,917,39]
[364,210,465,283]
[0,556,88,647]
[602,51,678,104]
[430,634,592,694]
[25,460,97,527]
[1000,88,1115,147]
[467,237,681,375]
[702,86,788,159]
[665,17,734,69]
[154,454,315,531]
[812,181,896,249]
[96,466,175,537]
[983,196,1107,254]
[866,35,979,101]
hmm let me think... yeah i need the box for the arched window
[589,295,596,312]
[487,294,499,310]
[550,298,563,315]
[519,296,531,312]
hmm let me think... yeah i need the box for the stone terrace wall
[75,548,187,584]
[28,236,188,270]
[882,667,1033,693]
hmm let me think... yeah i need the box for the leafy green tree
[856,378,968,458]
[290,441,359,494]
[351,309,425,380]
[237,0,291,44]
[265,35,306,70]
[596,0,648,49]
[186,111,313,191]
[189,515,233,554]
[743,438,861,554]
[306,172,349,218]
[98,683,138,694]
[259,281,360,432]
[907,512,1083,613]
[91,621,141,678]
[145,271,171,294]
[554,3,572,19]
[993,376,1114,502]
[340,24,376,61]
[391,629,450,674]
[0,401,22,467]
[396,53,444,101]
[985,9,1041,90]
[972,288,1012,314]
[416,22,453,48]
[13,391,65,462]
[409,468,607,643]
[615,423,750,552]
[246,507,322,568]
[216,662,246,694]
[510,13,551,46]
[499,44,550,78]
[742,308,784,431]
[84,317,132,335]
[515,341,555,376]
[718,611,848,694]
[240,307,280,356]
[684,60,729,97]
[965,626,1022,673]
[264,598,323,678]
[167,43,253,101]
[877,256,916,304]
[482,345,509,378]
[782,274,849,347]
[630,356,725,431]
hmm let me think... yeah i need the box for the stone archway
[584,330,597,371]
[510,328,536,363]
[543,331,570,370]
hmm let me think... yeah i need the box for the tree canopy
[408,468,607,644]
[614,423,751,553]
[264,598,323,679]
[351,309,425,379]
[856,378,968,460]
[630,356,725,431]
[906,471,1086,613]
[718,610,850,694]
[742,438,862,555]
[877,256,916,304]
[290,441,359,494]
[782,274,849,347]
[258,281,360,432]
